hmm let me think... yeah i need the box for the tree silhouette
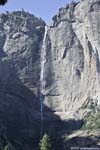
[0,0,7,5]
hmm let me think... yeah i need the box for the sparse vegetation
[83,112,100,129]
[3,145,9,150]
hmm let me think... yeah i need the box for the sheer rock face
[0,11,46,145]
[0,11,45,105]
[43,0,100,120]
[0,11,45,95]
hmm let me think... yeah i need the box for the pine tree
[3,145,9,150]
[39,134,52,150]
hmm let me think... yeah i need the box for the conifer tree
[3,145,9,150]
[39,134,52,150]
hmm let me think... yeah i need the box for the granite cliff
[43,0,100,120]
[0,0,100,149]
[0,10,61,150]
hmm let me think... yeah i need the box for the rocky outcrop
[64,130,100,148]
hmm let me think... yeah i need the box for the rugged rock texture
[0,10,46,149]
[0,11,45,94]
[0,11,62,150]
[64,130,100,148]
[43,0,100,120]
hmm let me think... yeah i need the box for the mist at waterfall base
[0,0,79,23]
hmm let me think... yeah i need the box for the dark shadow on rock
[0,61,38,149]
[61,119,84,135]
[65,136,100,149]
[0,51,85,150]
[0,56,62,150]
[0,49,7,58]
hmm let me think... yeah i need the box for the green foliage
[0,0,7,5]
[3,145,9,150]
[39,133,52,150]
[83,112,100,129]
[2,143,14,150]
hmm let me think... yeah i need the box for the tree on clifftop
[0,0,7,5]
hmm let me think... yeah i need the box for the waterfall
[40,26,48,96]
[40,26,48,137]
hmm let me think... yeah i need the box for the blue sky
[0,0,79,24]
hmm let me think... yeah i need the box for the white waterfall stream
[40,26,48,137]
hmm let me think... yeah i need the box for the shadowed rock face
[64,130,100,148]
[0,59,40,149]
[0,11,40,148]
[0,11,45,122]
[0,11,62,149]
